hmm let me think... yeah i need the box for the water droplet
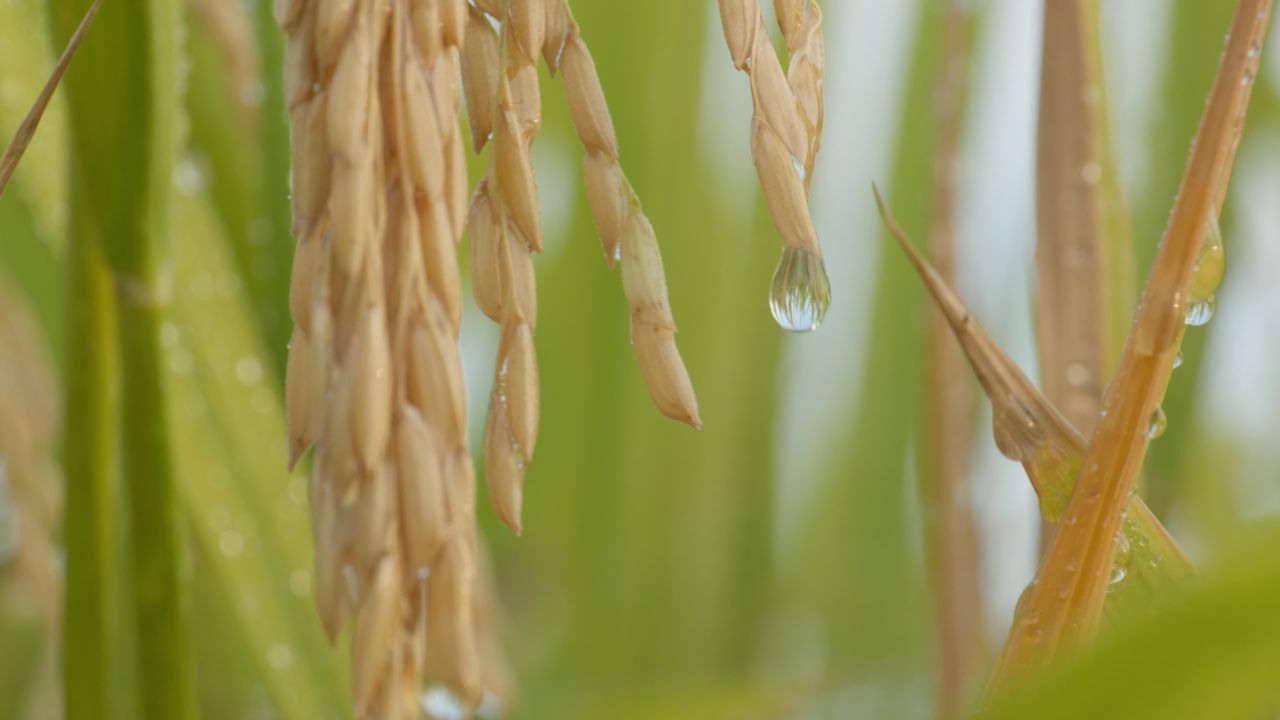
[1185,295,1216,327]
[791,155,807,182]
[168,348,194,377]
[1065,363,1090,387]
[769,247,830,332]
[1109,565,1127,585]
[1114,530,1132,565]
[1172,351,1184,369]
[235,355,264,387]
[612,244,622,264]
[267,643,294,670]
[1190,218,1225,303]
[1147,406,1168,440]
[288,569,310,597]
[421,685,467,720]
[173,156,206,195]
[219,530,245,557]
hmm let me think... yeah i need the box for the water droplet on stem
[769,247,831,332]
[1147,406,1168,440]
[1186,295,1216,327]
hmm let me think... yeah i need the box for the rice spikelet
[464,0,700,535]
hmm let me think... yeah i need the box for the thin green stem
[62,208,120,720]
[117,290,196,720]
[48,0,192,716]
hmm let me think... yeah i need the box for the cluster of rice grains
[278,0,698,716]
[717,0,831,332]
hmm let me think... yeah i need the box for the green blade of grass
[185,0,293,377]
[48,0,194,716]
[165,193,349,719]
[983,0,1273,698]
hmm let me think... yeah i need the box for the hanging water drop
[1109,564,1127,585]
[1189,217,1225,303]
[769,246,831,332]
[1147,406,1168,440]
[1185,295,1216,327]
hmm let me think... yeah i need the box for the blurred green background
[3,0,1280,718]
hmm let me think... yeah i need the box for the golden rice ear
[484,403,525,535]
[581,152,627,265]
[424,541,484,707]
[560,33,618,161]
[618,214,701,428]
[285,325,315,469]
[342,307,393,473]
[462,5,500,153]
[716,0,756,69]
[493,98,542,253]
[553,16,701,426]
[282,0,490,707]
[405,306,467,447]
[468,181,505,320]
[408,0,440,62]
[751,117,821,257]
[351,556,401,714]
[746,25,808,163]
[715,0,829,329]
[500,322,540,461]
[401,61,446,202]
[435,0,466,46]
[396,405,450,577]
[509,0,547,63]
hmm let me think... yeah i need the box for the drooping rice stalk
[464,0,700,533]
[716,0,830,332]
[550,3,702,431]
[466,0,546,534]
[984,0,1272,698]
[278,0,500,713]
